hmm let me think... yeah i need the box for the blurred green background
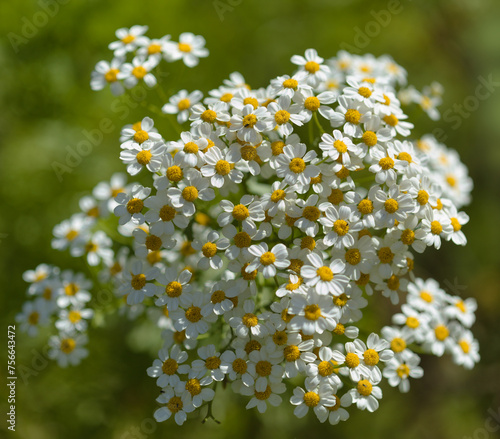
[2,0,500,437]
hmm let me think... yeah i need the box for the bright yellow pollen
[105,68,119,83]
[183,142,199,154]
[182,186,199,202]
[289,157,306,174]
[420,291,433,303]
[304,96,321,112]
[64,283,79,296]
[384,198,399,213]
[451,217,462,232]
[242,114,258,128]
[334,140,348,154]
[358,87,372,98]
[406,316,420,329]
[333,293,349,308]
[435,325,449,341]
[363,349,380,366]
[333,219,349,236]
[304,391,320,407]
[214,159,231,176]
[362,131,377,147]
[166,165,183,182]
[65,230,78,241]
[304,61,320,73]
[446,175,457,187]
[459,340,470,353]
[132,66,147,79]
[283,78,298,89]
[121,34,135,44]
[68,310,81,323]
[202,242,218,258]
[165,281,182,298]
[357,379,373,396]
[260,251,276,266]
[304,304,322,321]
[136,150,152,165]
[345,352,360,368]
[318,361,335,377]
[178,42,192,52]
[398,152,412,163]
[391,337,407,353]
[379,156,395,170]
[162,358,178,375]
[243,97,258,108]
[384,114,399,126]
[358,199,373,215]
[175,98,190,111]
[241,145,258,161]
[284,345,301,362]
[185,306,202,323]
[431,221,443,235]
[344,109,361,125]
[271,141,285,155]
[271,189,286,203]
[317,266,334,282]
[275,110,291,125]
[201,109,217,123]
[232,204,250,221]
[397,364,410,378]
[133,130,149,144]
[417,190,429,205]
[60,338,76,354]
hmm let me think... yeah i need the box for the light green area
[1,0,500,437]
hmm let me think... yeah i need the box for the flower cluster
[20,28,478,426]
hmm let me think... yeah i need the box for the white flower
[229,104,271,145]
[190,344,225,382]
[275,143,319,186]
[114,184,151,225]
[119,140,165,175]
[246,243,289,278]
[192,230,230,270]
[162,89,203,123]
[168,33,209,67]
[319,204,363,248]
[383,350,423,392]
[229,300,269,338]
[120,117,163,150]
[147,345,190,388]
[90,57,125,95]
[56,271,92,308]
[288,290,338,335]
[118,260,159,305]
[319,129,363,166]
[267,95,305,137]
[48,332,89,367]
[154,386,194,425]
[55,304,93,333]
[167,171,215,216]
[290,382,336,421]
[109,25,148,56]
[119,55,159,88]
[200,145,243,189]
[291,49,330,88]
[300,253,349,296]
[239,380,286,414]
[155,267,193,311]
[343,377,382,412]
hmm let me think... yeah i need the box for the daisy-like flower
[108,25,148,56]
[369,144,409,186]
[424,317,454,357]
[383,350,423,392]
[325,393,351,425]
[119,140,165,176]
[382,111,414,137]
[406,277,446,315]
[444,296,476,328]
[192,230,230,270]
[331,344,369,382]
[246,243,289,278]
[290,382,336,421]
[300,253,348,296]
[220,348,253,384]
[51,215,91,251]
[170,131,207,167]
[267,95,305,136]
[189,101,231,129]
[137,35,172,60]
[352,333,394,382]
[147,345,190,388]
[332,235,376,280]
[201,280,240,316]
[230,104,271,145]
[174,376,215,409]
[343,377,382,412]
[276,143,319,186]
[133,228,174,259]
[217,195,265,235]
[155,267,193,311]
[162,89,204,123]
[119,56,159,89]
[200,145,243,189]
[229,299,269,338]
[451,328,480,369]
[120,117,163,150]
[144,192,189,236]
[118,260,159,305]
[16,299,50,336]
[114,184,151,225]
[239,380,286,414]
[71,230,114,266]
[90,57,125,96]
[414,209,453,250]
[154,386,194,425]
[373,185,415,227]
[48,332,89,367]
[392,304,431,343]
[294,89,336,122]
[168,33,209,67]
[168,171,215,216]
[294,194,323,236]
[170,292,216,339]
[320,205,363,249]
[319,129,362,166]
[291,49,330,88]
[328,96,370,137]
[190,344,225,381]
[445,205,469,246]
[288,290,338,335]
[281,334,317,378]
[55,304,94,333]
[305,346,343,388]
[56,271,92,308]
[260,181,298,217]
[343,76,385,108]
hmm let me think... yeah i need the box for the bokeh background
[2,0,500,438]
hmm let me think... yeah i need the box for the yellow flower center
[384,198,399,213]
[136,150,152,165]
[165,281,183,298]
[317,266,333,281]
[131,274,146,290]
[60,338,76,354]
[398,152,412,163]
[406,317,420,329]
[255,360,272,376]
[334,140,348,154]
[232,204,250,221]
[459,340,470,353]
[357,379,373,396]
[202,242,218,258]
[431,221,443,235]
[205,356,221,370]
[434,325,449,341]
[28,312,39,325]
[401,229,415,245]
[362,130,378,147]
[166,165,183,182]
[121,35,135,44]
[363,349,380,366]
[201,109,217,123]
[357,199,373,215]
[378,247,394,264]
[345,353,360,368]
[397,364,410,378]
[234,231,251,248]
[133,130,149,144]
[304,391,320,407]
[271,141,285,156]
[167,396,183,413]
[68,310,81,323]
[182,186,199,202]
[185,378,201,396]
[242,114,258,128]
[104,68,119,83]
[345,248,361,265]
[283,78,298,89]
[260,251,276,266]
[284,345,301,362]
[64,283,79,296]
[178,42,192,53]
[379,157,394,170]
[333,219,349,236]
[145,235,162,251]
[301,236,316,250]
[159,205,176,222]
[185,306,202,323]
[345,109,361,124]
[304,96,321,112]
[383,114,399,126]
[289,157,306,174]
[304,304,321,321]
[358,87,372,98]
[215,160,231,175]
[391,337,407,353]
[232,358,247,374]
[305,61,320,73]
[162,358,178,375]
[148,43,162,54]
[303,206,320,221]
[254,386,272,401]
[275,110,291,125]
[132,66,147,79]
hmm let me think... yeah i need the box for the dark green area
[1,0,500,437]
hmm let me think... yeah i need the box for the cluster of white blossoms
[20,28,479,426]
